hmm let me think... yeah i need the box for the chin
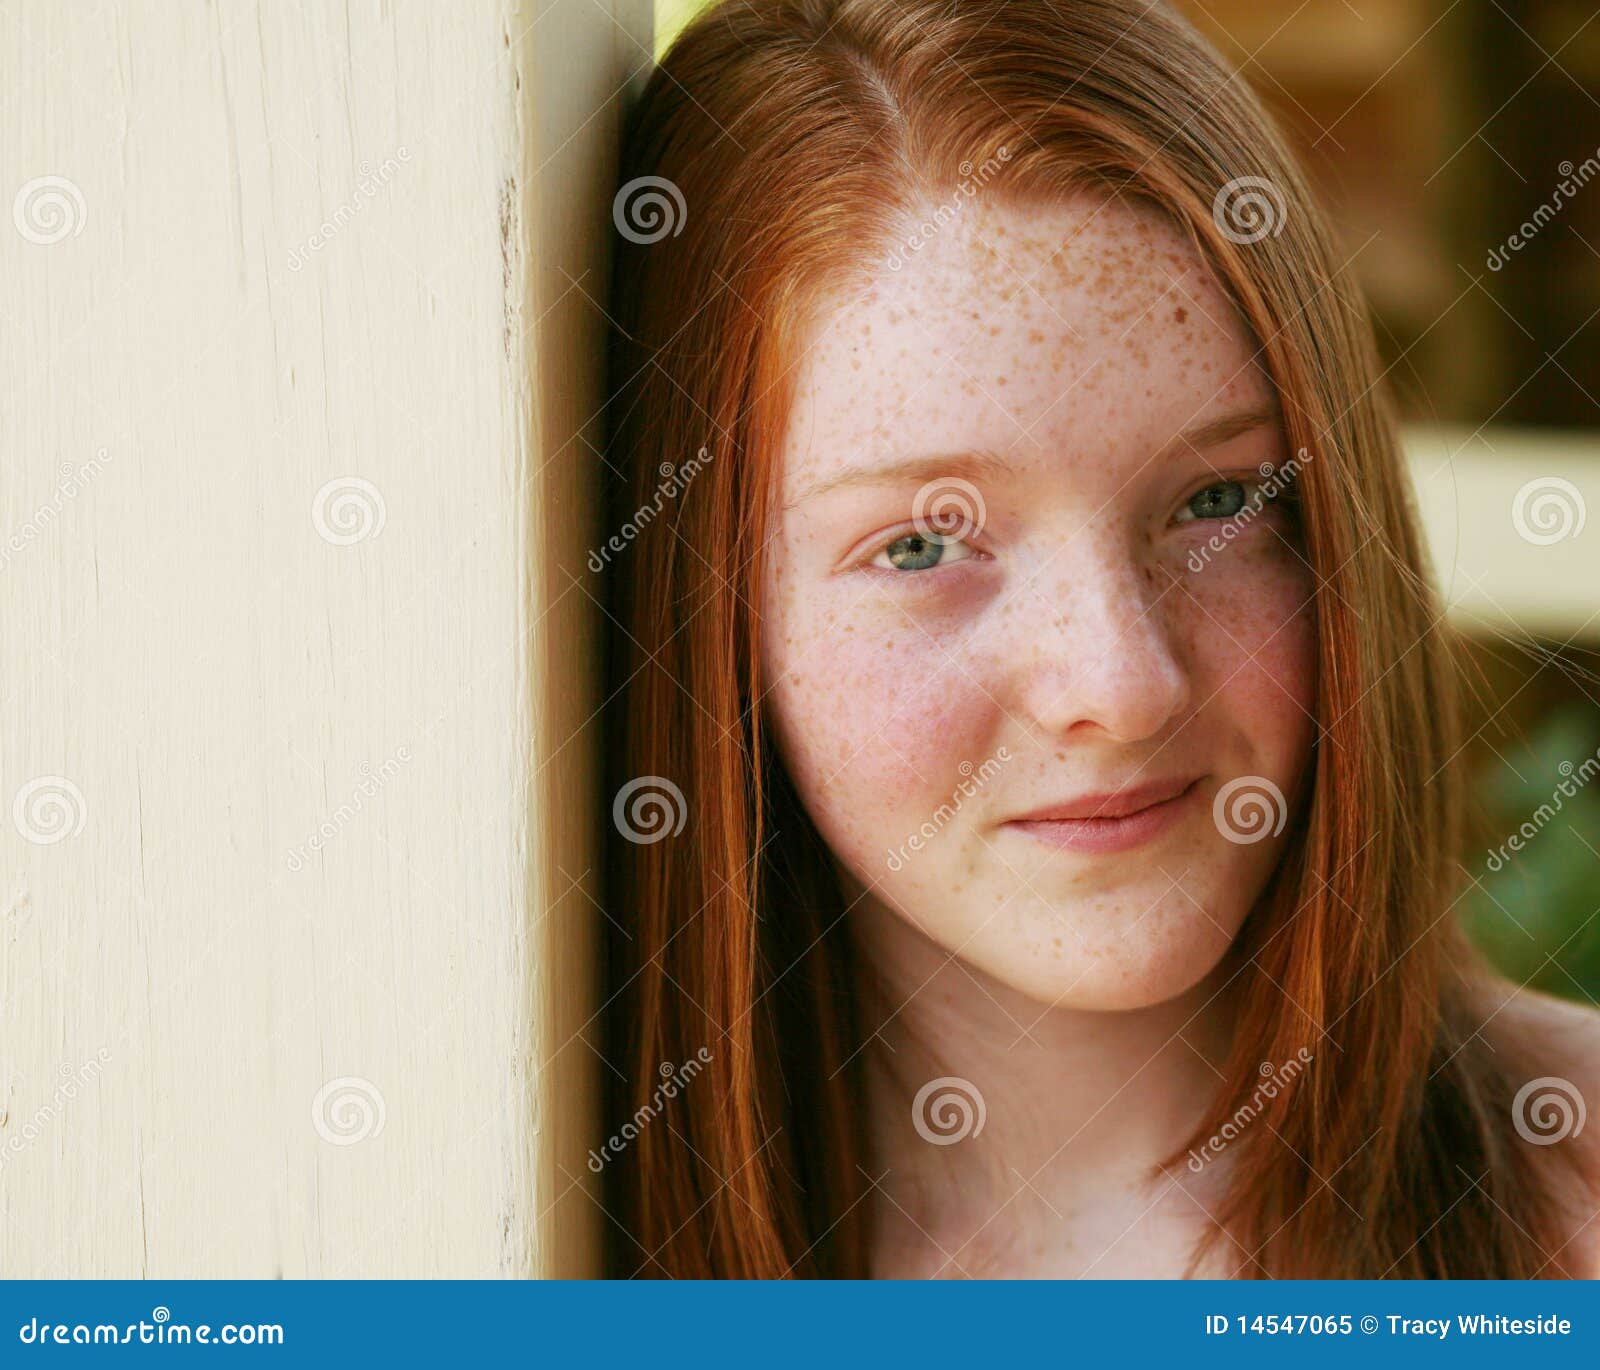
[964,895,1245,1013]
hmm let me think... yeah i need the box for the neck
[849,898,1240,1274]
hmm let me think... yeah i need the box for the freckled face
[757,191,1318,1011]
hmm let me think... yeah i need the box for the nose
[1009,542,1191,744]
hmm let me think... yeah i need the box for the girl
[600,0,1600,1278]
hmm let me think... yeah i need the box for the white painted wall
[0,0,649,1277]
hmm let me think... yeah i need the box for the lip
[1002,775,1204,854]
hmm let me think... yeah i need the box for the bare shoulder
[1475,977,1600,1275]
[1485,977,1600,1058]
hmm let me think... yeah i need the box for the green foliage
[1460,704,1600,1005]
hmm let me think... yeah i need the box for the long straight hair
[600,0,1577,1278]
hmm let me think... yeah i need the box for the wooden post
[0,0,650,1277]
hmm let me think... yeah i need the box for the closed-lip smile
[1003,774,1204,854]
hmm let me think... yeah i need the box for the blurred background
[653,0,1600,1004]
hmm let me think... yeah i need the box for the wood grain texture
[0,0,647,1278]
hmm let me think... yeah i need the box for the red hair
[600,0,1581,1277]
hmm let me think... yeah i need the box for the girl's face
[758,191,1318,1011]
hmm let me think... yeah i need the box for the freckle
[1173,306,1187,323]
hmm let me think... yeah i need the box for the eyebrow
[781,404,1282,509]
[1176,404,1281,455]
[783,449,1017,510]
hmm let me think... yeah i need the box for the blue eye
[872,531,976,572]
[1185,481,1249,520]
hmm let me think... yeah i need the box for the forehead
[775,190,1272,493]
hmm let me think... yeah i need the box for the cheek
[1175,534,1319,767]
[762,596,995,837]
